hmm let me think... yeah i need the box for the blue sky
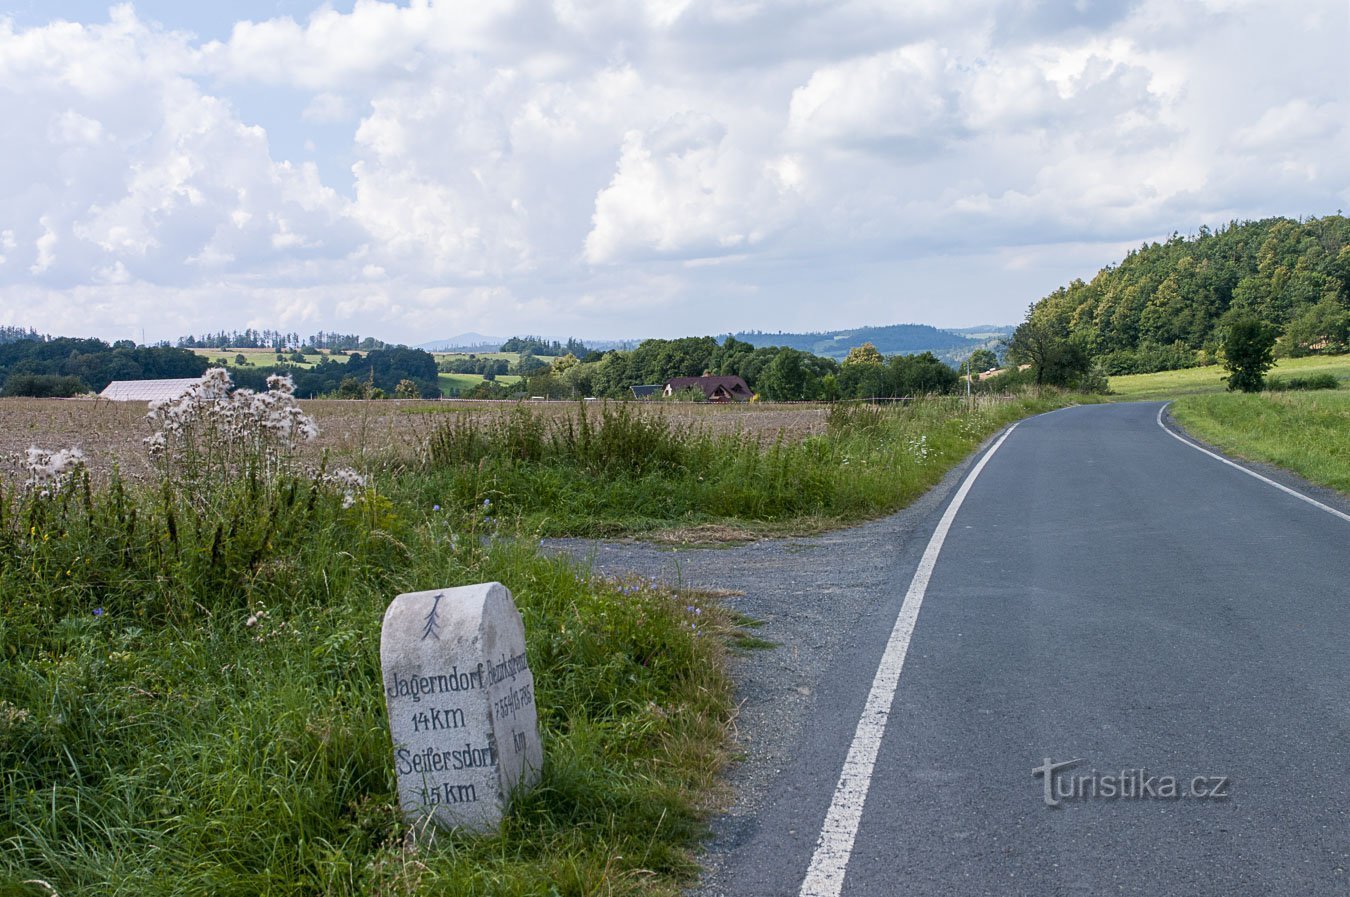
[0,1,1345,345]
[0,1,340,39]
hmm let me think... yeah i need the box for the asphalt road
[715,401,1350,897]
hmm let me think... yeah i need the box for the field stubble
[0,398,835,485]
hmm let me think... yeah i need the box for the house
[662,375,752,402]
[630,384,662,399]
[99,378,204,402]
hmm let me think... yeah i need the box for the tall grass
[1170,391,1350,493]
[414,396,1077,535]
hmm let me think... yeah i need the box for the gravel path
[542,436,996,896]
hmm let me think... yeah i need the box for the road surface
[715,401,1350,897]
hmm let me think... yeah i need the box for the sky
[0,1,1345,346]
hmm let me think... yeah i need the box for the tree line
[176,330,392,351]
[1023,215,1349,375]
[499,336,593,357]
[0,338,208,396]
[455,336,967,401]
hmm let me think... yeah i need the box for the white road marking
[798,422,1020,897]
[1157,403,1350,525]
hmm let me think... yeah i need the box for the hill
[1027,215,1350,372]
[727,323,985,362]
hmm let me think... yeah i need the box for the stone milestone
[380,582,543,833]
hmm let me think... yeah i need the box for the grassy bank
[1109,354,1350,401]
[0,475,735,897]
[1170,391,1350,493]
[0,383,738,897]
[409,395,1082,538]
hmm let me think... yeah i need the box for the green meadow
[438,372,524,395]
[1109,354,1350,401]
[1170,390,1350,494]
[193,346,333,369]
[194,348,545,395]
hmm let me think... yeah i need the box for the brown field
[0,397,833,485]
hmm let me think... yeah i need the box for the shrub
[1100,341,1200,375]
[1265,373,1339,391]
[2,373,87,397]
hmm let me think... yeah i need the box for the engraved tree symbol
[421,594,443,641]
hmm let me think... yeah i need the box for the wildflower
[144,431,167,459]
[433,504,441,512]
[323,467,367,508]
[0,701,30,726]
[144,368,320,487]
[92,607,104,617]
[265,373,296,395]
[24,446,87,493]
[246,615,259,628]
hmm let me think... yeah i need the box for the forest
[1025,216,1350,375]
[0,337,208,396]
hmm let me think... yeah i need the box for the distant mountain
[416,333,506,351]
[727,323,991,363]
[944,325,1015,340]
[417,325,1008,363]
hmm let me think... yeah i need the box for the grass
[1170,390,1350,493]
[192,347,341,369]
[432,352,533,364]
[0,462,739,896]
[412,395,1087,537]
[1109,354,1350,401]
[438,373,523,395]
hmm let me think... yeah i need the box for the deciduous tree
[1222,317,1277,392]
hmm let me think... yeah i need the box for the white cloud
[585,114,805,264]
[788,42,957,148]
[0,0,1344,342]
[31,217,58,275]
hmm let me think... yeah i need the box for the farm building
[662,375,752,402]
[630,384,662,399]
[100,378,203,402]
